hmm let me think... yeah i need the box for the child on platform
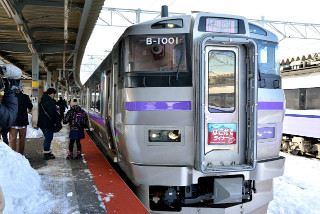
[63,98,88,160]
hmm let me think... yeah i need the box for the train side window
[100,74,105,116]
[299,88,306,110]
[89,87,94,111]
[208,50,235,113]
[95,84,100,114]
[284,89,299,109]
[305,88,320,109]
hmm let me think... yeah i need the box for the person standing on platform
[38,88,61,160]
[63,98,88,160]
[57,97,68,119]
[9,83,33,155]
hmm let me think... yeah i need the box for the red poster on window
[208,123,237,145]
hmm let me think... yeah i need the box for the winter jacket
[37,93,60,129]
[12,92,33,126]
[57,99,68,112]
[0,92,18,129]
[63,105,88,140]
[63,105,88,131]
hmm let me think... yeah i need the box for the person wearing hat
[38,87,61,160]
[8,82,33,155]
[63,98,88,160]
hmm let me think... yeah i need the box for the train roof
[84,13,278,87]
[122,15,192,36]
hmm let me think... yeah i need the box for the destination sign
[206,18,239,34]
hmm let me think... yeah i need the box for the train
[81,10,285,214]
[281,56,320,158]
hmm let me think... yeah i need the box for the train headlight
[148,130,181,142]
[151,132,161,139]
[168,131,179,140]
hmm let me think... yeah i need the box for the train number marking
[146,37,179,45]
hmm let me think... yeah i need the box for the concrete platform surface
[23,125,149,214]
[25,129,107,214]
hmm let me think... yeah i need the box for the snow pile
[268,153,320,214]
[26,114,43,138]
[0,143,54,213]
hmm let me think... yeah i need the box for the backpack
[72,111,85,127]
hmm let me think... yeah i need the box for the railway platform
[24,125,149,214]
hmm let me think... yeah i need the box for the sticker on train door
[208,123,237,145]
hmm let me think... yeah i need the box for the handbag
[40,103,62,133]
[53,122,62,133]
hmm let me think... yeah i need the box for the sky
[1,121,320,213]
[80,0,320,83]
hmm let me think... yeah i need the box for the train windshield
[124,35,187,72]
[257,41,279,75]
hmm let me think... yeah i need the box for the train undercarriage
[282,135,320,158]
[148,177,254,212]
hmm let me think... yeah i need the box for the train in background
[81,10,285,214]
[281,55,320,158]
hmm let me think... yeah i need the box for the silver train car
[81,12,285,213]
[281,62,320,158]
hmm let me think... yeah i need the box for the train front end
[116,13,285,214]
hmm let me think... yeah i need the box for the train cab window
[208,50,235,113]
[257,40,279,75]
[123,35,192,87]
[124,35,187,72]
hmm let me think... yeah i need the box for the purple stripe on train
[258,102,284,110]
[89,113,105,128]
[125,101,192,111]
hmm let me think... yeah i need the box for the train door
[110,62,121,160]
[104,70,116,151]
[200,44,256,172]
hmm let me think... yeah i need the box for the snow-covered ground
[268,153,320,214]
[0,120,320,213]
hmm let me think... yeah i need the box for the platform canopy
[0,0,105,91]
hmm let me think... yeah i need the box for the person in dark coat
[9,86,33,155]
[0,91,17,145]
[63,98,88,160]
[0,82,18,214]
[57,97,68,119]
[0,92,18,129]
[38,88,61,160]
[0,91,18,145]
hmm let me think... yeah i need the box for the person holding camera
[0,64,20,214]
[38,88,61,160]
